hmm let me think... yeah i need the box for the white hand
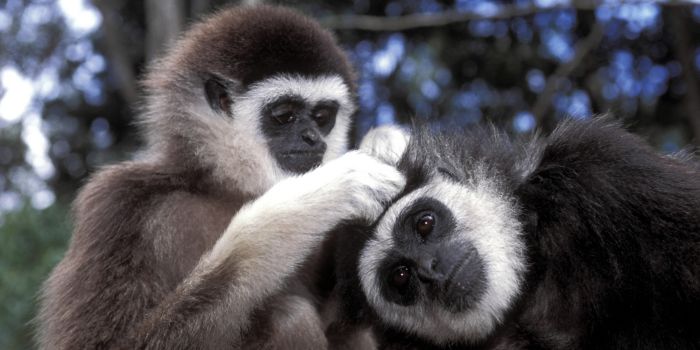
[359,125,411,166]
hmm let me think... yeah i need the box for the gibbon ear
[204,75,241,116]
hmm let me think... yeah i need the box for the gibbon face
[202,73,354,180]
[353,128,531,345]
[238,74,353,174]
[359,173,526,344]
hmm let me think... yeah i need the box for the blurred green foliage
[0,203,71,350]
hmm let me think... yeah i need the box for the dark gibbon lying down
[334,118,700,350]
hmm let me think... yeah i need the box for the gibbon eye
[312,106,337,127]
[218,94,231,113]
[390,265,411,289]
[271,103,297,125]
[416,213,435,238]
[312,109,330,126]
[274,112,295,124]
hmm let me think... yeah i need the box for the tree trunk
[145,0,185,61]
[93,0,139,107]
[668,6,700,146]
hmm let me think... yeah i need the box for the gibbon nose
[415,255,445,284]
[301,129,321,146]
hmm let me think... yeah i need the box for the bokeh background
[1,0,699,348]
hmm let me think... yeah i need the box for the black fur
[335,118,700,349]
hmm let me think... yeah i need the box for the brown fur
[38,162,246,349]
[37,5,371,349]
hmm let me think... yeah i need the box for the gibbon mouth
[437,250,487,313]
[281,150,325,157]
[277,152,324,173]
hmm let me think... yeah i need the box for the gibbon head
[355,127,537,344]
[140,5,357,195]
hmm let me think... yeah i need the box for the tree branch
[531,21,606,122]
[321,1,693,32]
[322,4,546,31]
[241,0,265,5]
[145,0,185,61]
[93,0,139,107]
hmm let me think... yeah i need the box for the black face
[260,95,338,173]
[379,197,487,313]
[203,77,339,174]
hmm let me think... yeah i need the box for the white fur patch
[187,151,404,337]
[359,125,410,165]
[358,173,526,343]
[204,150,405,305]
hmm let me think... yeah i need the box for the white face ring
[358,175,527,344]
